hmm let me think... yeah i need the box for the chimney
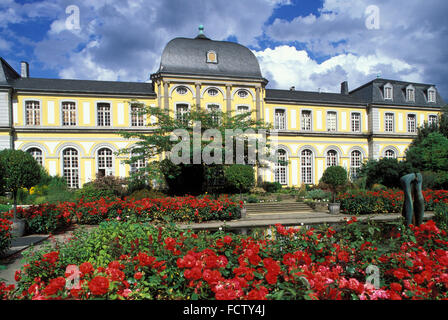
[290,86,295,91]
[21,61,29,78]
[341,81,349,95]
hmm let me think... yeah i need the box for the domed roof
[156,30,264,80]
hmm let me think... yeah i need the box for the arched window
[274,149,287,185]
[63,148,79,188]
[27,147,43,166]
[97,148,113,177]
[326,150,338,167]
[384,149,396,159]
[130,151,146,174]
[350,150,362,179]
[301,149,313,184]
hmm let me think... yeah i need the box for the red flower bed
[0,211,13,254]
[14,195,242,233]
[338,189,448,215]
[1,218,447,300]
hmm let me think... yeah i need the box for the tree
[118,103,272,195]
[0,149,41,220]
[319,166,348,203]
[224,164,255,196]
[358,158,413,189]
[405,132,448,189]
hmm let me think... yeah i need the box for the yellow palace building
[0,28,445,189]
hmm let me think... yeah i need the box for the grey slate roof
[0,58,20,86]
[266,89,365,105]
[156,36,264,80]
[9,77,155,96]
[349,78,445,108]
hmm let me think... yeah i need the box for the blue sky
[1,0,448,100]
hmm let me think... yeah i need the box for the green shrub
[320,166,348,202]
[128,189,166,200]
[224,164,255,194]
[262,181,282,193]
[434,203,448,229]
[76,181,116,201]
[247,195,259,203]
[306,189,331,201]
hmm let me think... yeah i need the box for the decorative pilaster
[163,81,170,111]
[195,82,201,110]
[226,84,232,114]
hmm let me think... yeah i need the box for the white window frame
[96,147,114,177]
[62,147,79,189]
[350,150,362,180]
[326,111,337,132]
[300,149,313,185]
[384,149,396,159]
[351,112,361,132]
[326,149,339,168]
[206,103,222,125]
[175,103,190,124]
[96,102,112,127]
[406,85,415,102]
[407,113,417,133]
[428,87,436,103]
[61,100,77,126]
[274,108,286,130]
[27,147,43,166]
[274,149,288,185]
[130,103,146,127]
[301,109,312,131]
[384,112,395,133]
[384,83,393,100]
[428,114,438,127]
[24,99,41,126]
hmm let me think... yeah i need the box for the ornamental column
[163,81,170,112]
[195,82,201,110]
[226,84,232,114]
[255,85,261,121]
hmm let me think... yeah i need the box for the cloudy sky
[1,0,447,99]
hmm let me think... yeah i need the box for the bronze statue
[400,173,424,226]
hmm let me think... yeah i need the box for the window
[407,114,416,133]
[61,101,76,126]
[327,111,337,132]
[97,103,111,126]
[301,110,312,131]
[176,86,188,95]
[207,104,221,125]
[326,150,338,167]
[206,50,217,63]
[384,83,393,100]
[351,112,361,132]
[274,149,287,185]
[406,86,415,102]
[428,88,436,103]
[27,148,43,166]
[63,148,79,188]
[25,100,40,125]
[384,149,396,159]
[274,109,286,130]
[176,104,189,124]
[429,115,438,127]
[130,151,146,174]
[350,150,362,180]
[237,90,248,98]
[301,149,313,184]
[131,104,145,127]
[236,105,249,114]
[207,88,218,97]
[385,113,394,132]
[97,148,113,177]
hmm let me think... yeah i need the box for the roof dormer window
[406,85,415,102]
[428,87,436,103]
[206,50,217,64]
[384,83,393,100]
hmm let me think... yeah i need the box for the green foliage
[434,203,448,229]
[0,149,41,196]
[320,166,348,202]
[358,158,413,189]
[76,176,128,201]
[306,189,331,201]
[246,195,259,203]
[261,181,282,193]
[224,164,255,193]
[128,189,166,200]
[405,132,448,189]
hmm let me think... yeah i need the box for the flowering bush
[0,211,13,255]
[1,217,447,300]
[13,195,242,233]
[338,189,448,215]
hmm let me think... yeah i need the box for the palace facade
[0,28,445,188]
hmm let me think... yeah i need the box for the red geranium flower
[88,276,110,296]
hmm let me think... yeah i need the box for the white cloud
[254,45,420,92]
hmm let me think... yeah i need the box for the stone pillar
[195,82,201,110]
[157,81,162,109]
[163,81,170,112]
[226,84,232,114]
[255,86,261,121]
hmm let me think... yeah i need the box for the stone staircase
[244,201,315,219]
